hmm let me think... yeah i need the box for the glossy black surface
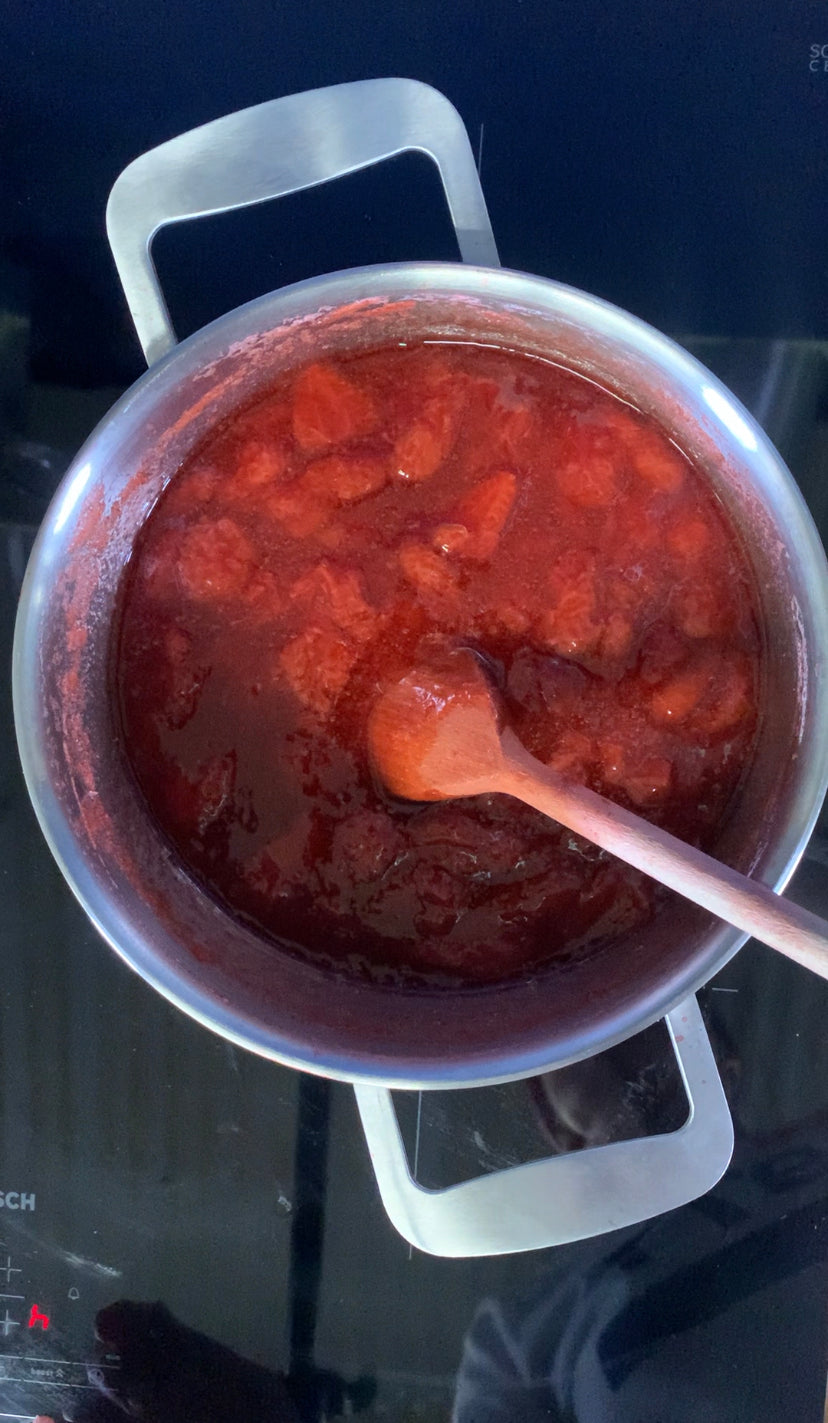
[3,14,828,1417]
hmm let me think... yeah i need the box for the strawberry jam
[113,342,762,984]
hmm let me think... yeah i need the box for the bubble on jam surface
[292,362,378,453]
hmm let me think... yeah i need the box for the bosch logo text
[0,1191,36,1210]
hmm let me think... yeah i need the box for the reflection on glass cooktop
[1,336,828,1421]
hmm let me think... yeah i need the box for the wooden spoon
[367,648,828,979]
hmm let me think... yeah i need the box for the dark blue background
[1,0,826,381]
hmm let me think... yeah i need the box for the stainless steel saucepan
[13,80,828,1255]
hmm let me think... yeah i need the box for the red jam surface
[113,342,762,985]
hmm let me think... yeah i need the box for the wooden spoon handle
[498,729,828,978]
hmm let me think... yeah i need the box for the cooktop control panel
[0,1204,122,1421]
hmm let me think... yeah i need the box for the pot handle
[106,78,499,368]
[354,995,733,1257]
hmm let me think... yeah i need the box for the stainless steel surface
[106,78,499,366]
[12,87,828,1109]
[14,261,828,1092]
[355,996,733,1256]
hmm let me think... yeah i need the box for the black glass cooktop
[2,16,828,1409]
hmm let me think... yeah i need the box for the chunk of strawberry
[302,453,388,504]
[545,730,595,779]
[605,407,685,492]
[631,433,686,493]
[579,862,653,939]
[398,542,460,599]
[409,803,538,883]
[537,552,600,657]
[701,657,753,736]
[289,562,378,642]
[266,484,336,538]
[602,744,673,805]
[137,528,184,601]
[490,601,531,636]
[474,597,532,640]
[233,439,288,491]
[668,515,712,561]
[432,522,472,556]
[393,387,463,483]
[495,401,533,458]
[165,625,191,666]
[598,611,634,660]
[648,664,712,724]
[176,518,255,600]
[244,568,283,620]
[292,362,377,453]
[279,624,357,715]
[673,582,728,639]
[457,470,518,560]
[163,460,219,516]
[556,453,620,508]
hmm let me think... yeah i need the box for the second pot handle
[106,78,499,368]
[355,996,733,1257]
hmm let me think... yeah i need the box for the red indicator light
[27,1304,50,1330]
